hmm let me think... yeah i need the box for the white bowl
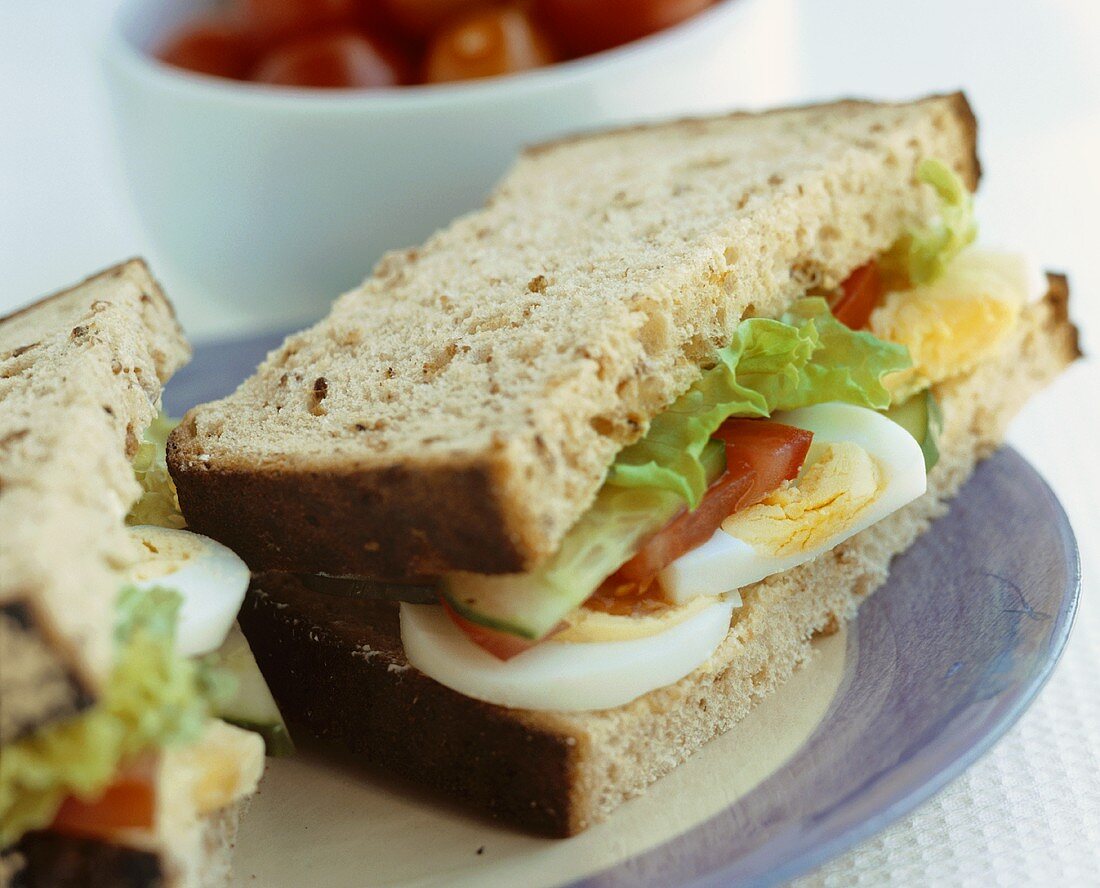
[104,0,797,334]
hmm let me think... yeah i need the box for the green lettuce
[606,298,910,506]
[0,586,222,846]
[127,412,185,529]
[882,158,978,286]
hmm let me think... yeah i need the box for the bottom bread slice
[1,798,249,888]
[239,281,1078,837]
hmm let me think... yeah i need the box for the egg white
[400,598,735,712]
[659,403,927,604]
[125,526,250,657]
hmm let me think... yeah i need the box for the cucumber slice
[442,440,727,640]
[210,623,294,756]
[884,389,942,471]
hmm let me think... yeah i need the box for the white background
[2,1,1098,884]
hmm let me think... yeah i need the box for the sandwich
[0,261,286,885]
[166,94,1080,836]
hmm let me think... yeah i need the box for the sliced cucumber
[210,623,294,756]
[884,389,942,472]
[442,441,727,640]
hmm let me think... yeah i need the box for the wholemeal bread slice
[0,260,190,744]
[237,281,1078,836]
[169,93,980,579]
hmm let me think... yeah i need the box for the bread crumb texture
[0,260,189,742]
[173,94,978,573]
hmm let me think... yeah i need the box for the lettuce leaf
[606,298,910,506]
[0,586,220,846]
[882,158,978,286]
[127,412,185,529]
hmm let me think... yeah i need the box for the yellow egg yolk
[870,248,1028,401]
[721,442,883,556]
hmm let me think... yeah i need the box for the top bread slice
[0,260,190,744]
[169,93,979,579]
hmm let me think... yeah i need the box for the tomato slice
[441,598,541,661]
[830,261,883,330]
[712,419,814,505]
[600,419,812,602]
[613,461,755,591]
[50,757,157,840]
[422,6,558,84]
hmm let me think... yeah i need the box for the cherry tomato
[252,29,408,88]
[535,0,713,57]
[441,598,542,661]
[382,0,484,38]
[238,0,358,40]
[158,20,257,80]
[422,6,558,84]
[50,757,157,839]
[831,261,884,330]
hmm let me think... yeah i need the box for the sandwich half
[0,262,277,885]
[168,94,1080,835]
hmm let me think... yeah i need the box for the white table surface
[2,1,1097,884]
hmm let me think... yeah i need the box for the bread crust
[529,91,982,192]
[237,284,1077,836]
[167,437,525,579]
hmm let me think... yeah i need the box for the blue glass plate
[168,333,1080,888]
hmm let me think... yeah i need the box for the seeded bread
[238,281,1078,836]
[0,260,190,744]
[170,93,980,579]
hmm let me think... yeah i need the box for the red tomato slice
[252,29,409,88]
[535,0,712,57]
[614,460,755,590]
[158,20,257,80]
[422,6,558,84]
[830,261,883,330]
[605,420,812,598]
[50,757,157,840]
[712,419,814,505]
[441,598,541,661]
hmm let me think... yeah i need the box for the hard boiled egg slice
[125,526,250,657]
[400,598,735,712]
[869,247,1031,401]
[659,403,926,604]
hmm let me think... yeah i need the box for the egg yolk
[870,248,1028,402]
[721,442,883,556]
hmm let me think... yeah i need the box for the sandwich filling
[0,419,276,854]
[396,159,1040,711]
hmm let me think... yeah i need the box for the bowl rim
[104,0,751,111]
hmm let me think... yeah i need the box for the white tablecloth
[2,1,1097,883]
